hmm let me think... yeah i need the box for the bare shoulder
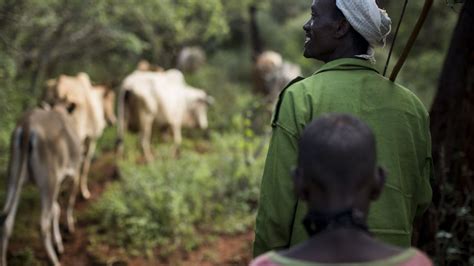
[250,253,280,266]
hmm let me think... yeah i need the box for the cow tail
[0,127,30,226]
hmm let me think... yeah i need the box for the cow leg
[52,202,64,254]
[139,114,154,162]
[40,193,60,266]
[79,140,96,199]
[28,134,60,265]
[0,128,27,266]
[170,124,182,158]
[0,177,25,266]
[66,173,80,233]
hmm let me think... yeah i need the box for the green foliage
[0,0,231,95]
[446,0,465,7]
[0,57,34,174]
[8,248,40,266]
[186,48,259,132]
[94,127,117,156]
[220,0,269,44]
[89,132,266,254]
[267,0,307,24]
[398,50,446,107]
[432,181,473,265]
[374,1,459,108]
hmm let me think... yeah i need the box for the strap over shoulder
[271,76,306,126]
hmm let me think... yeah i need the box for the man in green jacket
[253,0,433,257]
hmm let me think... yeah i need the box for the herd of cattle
[0,65,213,265]
[0,48,299,265]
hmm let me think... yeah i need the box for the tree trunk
[249,5,263,62]
[29,55,48,96]
[417,1,474,264]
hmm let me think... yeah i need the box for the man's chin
[303,49,313,58]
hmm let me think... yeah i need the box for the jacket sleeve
[253,88,301,257]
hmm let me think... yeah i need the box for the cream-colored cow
[0,106,82,266]
[117,69,213,162]
[44,73,116,199]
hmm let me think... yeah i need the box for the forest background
[0,0,469,265]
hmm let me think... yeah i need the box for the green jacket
[253,58,433,257]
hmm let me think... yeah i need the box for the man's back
[254,58,432,256]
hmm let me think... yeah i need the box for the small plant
[89,131,266,255]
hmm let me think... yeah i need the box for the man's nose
[303,20,310,31]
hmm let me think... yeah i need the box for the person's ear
[293,167,310,201]
[334,18,351,39]
[370,167,386,201]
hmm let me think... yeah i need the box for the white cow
[44,73,116,199]
[0,105,82,266]
[117,69,213,161]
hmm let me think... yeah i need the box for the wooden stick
[390,0,434,82]
[383,0,409,77]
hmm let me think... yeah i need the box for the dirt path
[58,153,119,266]
[176,231,254,266]
[7,152,254,265]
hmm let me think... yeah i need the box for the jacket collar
[313,58,380,76]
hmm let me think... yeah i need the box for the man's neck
[322,43,367,63]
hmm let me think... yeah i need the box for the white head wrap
[335,0,392,63]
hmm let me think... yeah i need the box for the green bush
[89,131,266,254]
[0,85,30,178]
[186,48,264,133]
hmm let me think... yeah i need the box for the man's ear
[335,18,351,39]
[370,167,386,201]
[293,167,309,201]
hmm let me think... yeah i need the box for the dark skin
[303,0,368,62]
[280,167,404,263]
[270,2,405,263]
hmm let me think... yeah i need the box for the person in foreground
[254,0,433,256]
[251,114,432,266]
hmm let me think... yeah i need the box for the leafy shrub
[89,130,267,254]
[186,48,264,132]
[0,51,37,176]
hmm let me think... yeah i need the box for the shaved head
[295,114,382,212]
